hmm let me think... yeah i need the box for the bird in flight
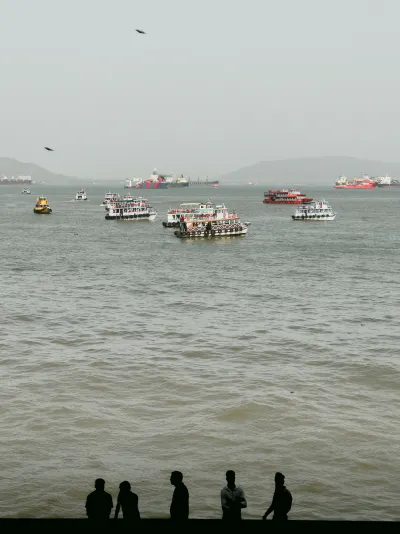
[44,147,54,151]
[135,29,146,34]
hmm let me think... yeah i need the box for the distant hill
[0,157,81,184]
[219,156,400,185]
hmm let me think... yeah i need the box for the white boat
[105,196,157,221]
[21,188,31,194]
[174,204,248,238]
[75,190,87,201]
[292,199,336,221]
[162,201,216,227]
[102,191,120,205]
[375,175,400,187]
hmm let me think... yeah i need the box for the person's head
[275,472,285,487]
[226,470,235,486]
[170,471,183,486]
[94,478,105,490]
[119,481,131,493]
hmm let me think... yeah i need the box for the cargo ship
[375,175,400,187]
[1,174,35,185]
[334,174,377,189]
[134,169,168,189]
[263,189,312,204]
[167,175,190,187]
[189,178,220,186]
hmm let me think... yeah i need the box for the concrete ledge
[0,519,399,533]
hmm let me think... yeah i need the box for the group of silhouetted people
[85,471,292,521]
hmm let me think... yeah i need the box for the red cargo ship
[334,175,377,189]
[263,189,313,204]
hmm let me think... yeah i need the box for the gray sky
[1,0,399,178]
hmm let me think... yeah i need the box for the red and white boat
[334,174,377,189]
[263,189,313,204]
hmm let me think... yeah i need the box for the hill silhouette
[220,156,400,185]
[0,157,81,184]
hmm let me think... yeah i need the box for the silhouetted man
[262,472,292,521]
[85,478,113,520]
[170,471,189,520]
[221,470,247,520]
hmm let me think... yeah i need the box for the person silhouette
[220,470,247,520]
[114,481,141,520]
[85,478,113,520]
[262,472,292,521]
[170,471,189,520]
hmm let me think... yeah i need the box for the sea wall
[0,520,399,533]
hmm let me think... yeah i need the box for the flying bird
[135,29,146,34]
[44,147,54,151]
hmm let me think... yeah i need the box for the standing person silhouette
[262,472,292,521]
[85,478,113,521]
[220,470,247,520]
[114,481,141,520]
[170,471,189,520]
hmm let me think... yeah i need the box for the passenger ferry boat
[174,204,248,238]
[162,201,216,227]
[105,196,157,221]
[263,189,312,204]
[102,191,120,205]
[33,195,52,214]
[75,190,87,201]
[292,199,336,221]
[21,188,31,194]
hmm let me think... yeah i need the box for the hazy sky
[1,0,399,178]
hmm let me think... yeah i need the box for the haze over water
[0,185,399,520]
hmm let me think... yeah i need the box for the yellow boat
[33,195,52,214]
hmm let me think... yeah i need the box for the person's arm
[287,491,293,513]
[221,489,230,511]
[135,494,141,520]
[238,488,247,509]
[262,493,276,519]
[85,496,90,517]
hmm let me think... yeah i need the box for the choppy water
[0,184,399,520]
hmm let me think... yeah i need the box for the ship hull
[376,183,400,187]
[162,221,180,227]
[263,199,311,204]
[334,185,376,189]
[168,182,190,187]
[174,227,247,238]
[188,182,219,186]
[292,215,336,221]
[136,182,168,189]
[105,213,157,221]
[33,208,52,214]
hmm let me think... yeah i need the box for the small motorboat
[33,195,52,214]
